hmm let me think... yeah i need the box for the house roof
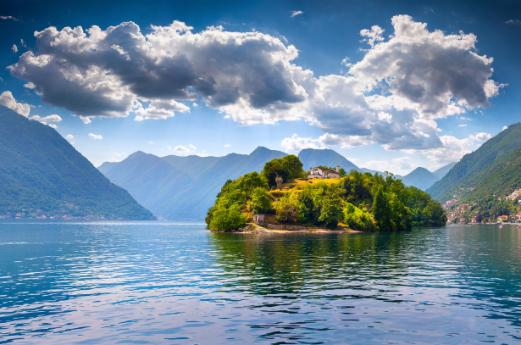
[310,167,339,174]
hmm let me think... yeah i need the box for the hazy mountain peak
[408,167,432,175]
[298,148,358,171]
[128,150,156,159]
[402,167,438,190]
[249,146,285,157]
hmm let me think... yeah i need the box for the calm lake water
[1,223,521,344]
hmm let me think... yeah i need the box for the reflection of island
[210,231,409,296]
[211,225,521,333]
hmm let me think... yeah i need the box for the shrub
[318,195,343,229]
[343,202,376,231]
[297,189,316,223]
[273,192,299,223]
[250,187,272,214]
[208,204,247,231]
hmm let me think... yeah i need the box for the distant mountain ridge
[402,167,438,190]
[100,146,287,220]
[100,147,371,220]
[433,162,456,180]
[0,106,154,220]
[401,162,455,191]
[298,148,359,171]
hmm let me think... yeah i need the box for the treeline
[206,155,446,231]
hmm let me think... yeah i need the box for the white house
[308,166,341,179]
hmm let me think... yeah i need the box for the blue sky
[1,0,520,174]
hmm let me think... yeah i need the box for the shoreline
[233,223,364,235]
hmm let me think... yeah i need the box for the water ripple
[0,223,521,344]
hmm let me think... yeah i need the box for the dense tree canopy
[206,157,446,231]
[262,155,304,187]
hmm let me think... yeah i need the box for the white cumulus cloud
[0,16,18,21]
[281,133,368,152]
[135,99,189,121]
[0,90,31,116]
[360,25,384,47]
[29,114,62,128]
[0,90,64,128]
[419,132,492,165]
[171,144,197,155]
[8,16,501,151]
[88,132,103,140]
[65,134,75,143]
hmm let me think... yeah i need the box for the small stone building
[308,166,341,179]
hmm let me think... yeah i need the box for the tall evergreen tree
[372,187,392,231]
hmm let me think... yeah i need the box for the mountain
[432,162,456,180]
[0,106,154,220]
[100,146,385,220]
[402,167,438,190]
[99,146,286,220]
[298,148,359,171]
[428,123,521,202]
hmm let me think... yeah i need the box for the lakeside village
[444,188,521,224]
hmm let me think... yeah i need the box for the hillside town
[445,188,521,224]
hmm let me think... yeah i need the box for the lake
[0,222,520,344]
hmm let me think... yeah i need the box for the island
[205,155,446,232]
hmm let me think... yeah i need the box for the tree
[343,202,376,231]
[262,155,304,187]
[297,189,316,223]
[281,155,304,180]
[343,172,372,204]
[372,187,392,231]
[389,194,411,231]
[263,159,286,187]
[273,192,299,223]
[318,195,343,229]
[250,187,272,214]
[208,204,247,231]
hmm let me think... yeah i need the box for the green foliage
[343,202,376,231]
[296,189,317,223]
[262,155,304,187]
[405,187,447,226]
[273,193,299,223]
[342,171,373,205]
[208,204,247,231]
[208,155,446,231]
[317,195,343,229]
[206,172,268,231]
[428,123,521,202]
[250,187,272,214]
[372,187,393,231]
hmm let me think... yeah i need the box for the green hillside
[0,106,154,220]
[428,123,521,202]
